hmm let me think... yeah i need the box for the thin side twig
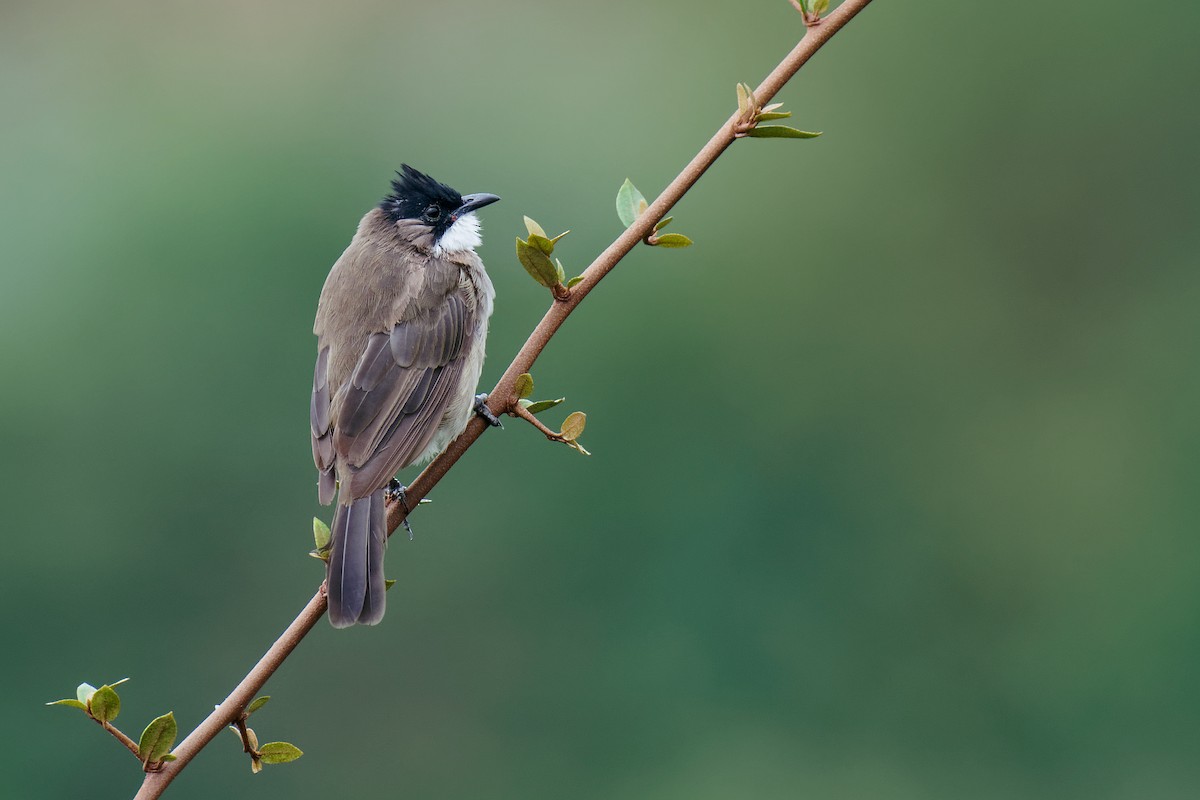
[511,403,566,441]
[95,718,141,759]
[133,2,874,797]
[232,718,255,755]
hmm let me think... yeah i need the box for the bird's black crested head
[380,165,464,235]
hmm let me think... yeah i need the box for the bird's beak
[457,192,501,215]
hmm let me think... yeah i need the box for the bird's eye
[424,205,441,221]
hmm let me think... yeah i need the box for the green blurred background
[4,0,1199,797]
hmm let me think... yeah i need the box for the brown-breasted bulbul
[311,165,500,627]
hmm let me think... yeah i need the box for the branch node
[786,0,825,26]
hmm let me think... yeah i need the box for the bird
[311,165,501,627]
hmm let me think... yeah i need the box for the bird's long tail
[326,488,387,627]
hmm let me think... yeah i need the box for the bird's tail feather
[327,488,387,627]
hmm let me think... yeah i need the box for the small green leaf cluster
[229,695,303,774]
[735,82,821,139]
[514,372,565,416]
[516,217,575,298]
[792,0,829,18]
[514,372,590,456]
[615,179,693,248]
[49,678,132,721]
[47,679,181,768]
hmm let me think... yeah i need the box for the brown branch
[133,2,874,796]
[134,593,326,798]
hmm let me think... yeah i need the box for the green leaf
[47,698,87,710]
[567,276,584,289]
[761,102,784,113]
[654,233,693,248]
[516,237,561,288]
[813,0,829,14]
[559,411,591,455]
[736,82,751,116]
[246,696,270,716]
[161,754,177,761]
[138,712,177,763]
[560,412,587,441]
[76,683,97,705]
[653,216,674,232]
[523,216,546,238]
[258,741,304,765]
[90,685,121,723]
[745,125,822,139]
[527,233,555,256]
[615,179,647,228]
[554,258,566,284]
[385,579,397,590]
[313,518,331,552]
[549,229,571,245]
[524,397,565,414]
[755,111,792,121]
[514,373,534,400]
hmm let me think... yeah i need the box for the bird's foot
[474,393,504,428]
[386,479,415,540]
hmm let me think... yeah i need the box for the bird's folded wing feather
[329,289,473,497]
[311,345,337,503]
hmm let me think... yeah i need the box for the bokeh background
[4,0,1199,797]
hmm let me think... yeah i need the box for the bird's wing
[311,344,336,504]
[330,282,476,498]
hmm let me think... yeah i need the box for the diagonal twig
[94,717,141,760]
[133,2,875,797]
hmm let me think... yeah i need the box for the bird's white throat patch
[434,212,482,255]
